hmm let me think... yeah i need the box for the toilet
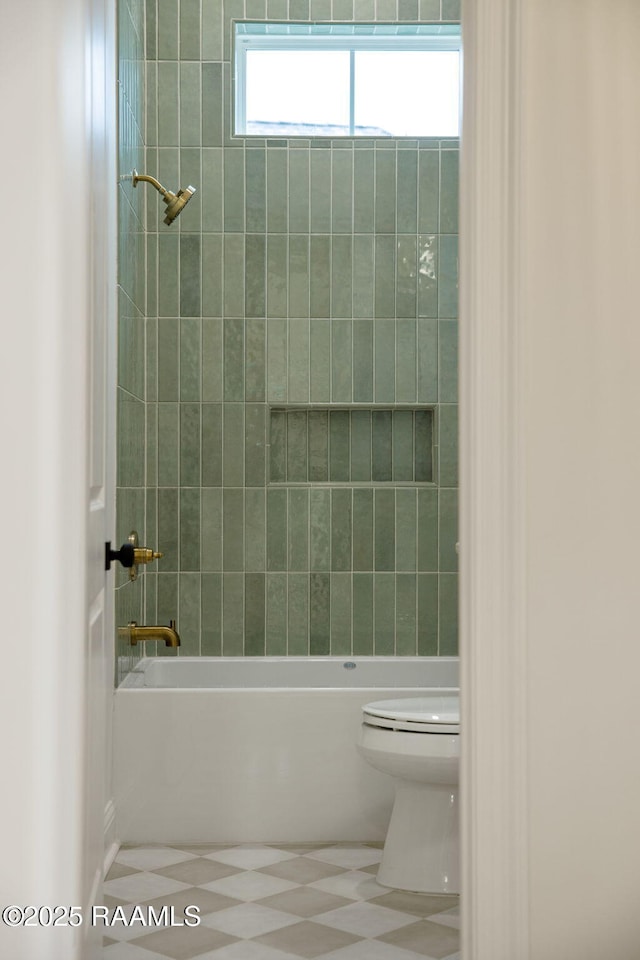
[357,690,460,894]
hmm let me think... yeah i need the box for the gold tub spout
[122,620,181,648]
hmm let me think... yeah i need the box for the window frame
[233,24,462,138]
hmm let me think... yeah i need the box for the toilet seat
[362,694,459,734]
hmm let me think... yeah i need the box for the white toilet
[357,691,460,894]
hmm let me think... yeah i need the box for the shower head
[132,170,197,226]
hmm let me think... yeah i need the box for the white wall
[462,1,640,957]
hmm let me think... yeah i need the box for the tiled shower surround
[117,0,459,667]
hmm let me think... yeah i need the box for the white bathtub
[114,656,458,844]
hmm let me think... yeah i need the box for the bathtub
[114,656,458,843]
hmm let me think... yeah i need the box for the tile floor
[102,843,460,960]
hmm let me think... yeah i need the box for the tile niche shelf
[268,405,434,485]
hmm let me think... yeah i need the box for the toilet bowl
[357,691,459,894]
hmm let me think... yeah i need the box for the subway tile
[438,403,458,486]
[224,318,245,401]
[310,488,331,571]
[396,574,417,655]
[245,235,266,318]
[352,573,373,654]
[180,317,201,402]
[223,488,244,571]
[308,410,329,482]
[180,62,201,146]
[418,488,438,571]
[268,235,289,319]
[439,488,458,573]
[223,235,245,318]
[245,318,266,402]
[439,234,459,319]
[417,317,438,403]
[329,411,350,482]
[180,489,201,571]
[286,410,308,482]
[246,148,266,234]
[245,488,266,571]
[374,489,395,572]
[156,573,178,641]
[392,410,414,481]
[310,150,331,233]
[157,62,179,146]
[331,573,352,655]
[267,318,288,402]
[201,573,222,656]
[157,403,179,486]
[419,0,440,16]
[396,489,417,571]
[353,316,373,402]
[353,236,375,321]
[146,402,158,486]
[333,0,353,18]
[374,319,395,402]
[267,148,288,234]
[202,64,224,148]
[350,410,372,482]
[245,403,267,487]
[288,489,309,572]
[202,319,223,402]
[158,234,179,316]
[440,149,459,234]
[396,237,417,319]
[375,149,397,234]
[374,574,395,655]
[310,236,331,318]
[180,403,201,486]
[224,148,245,232]
[396,318,417,403]
[310,318,331,402]
[202,235,223,318]
[331,237,353,321]
[418,235,438,319]
[267,488,288,571]
[354,151,375,233]
[245,574,266,655]
[117,392,145,487]
[331,318,353,403]
[287,574,309,656]
[332,149,353,233]
[269,409,286,483]
[145,0,157,59]
[288,318,310,403]
[158,0,179,59]
[288,235,310,319]
[222,573,244,656]
[180,235,201,319]
[268,0,288,18]
[146,60,157,147]
[157,489,179,571]
[442,0,461,20]
[180,0,201,59]
[354,0,375,16]
[246,0,265,16]
[266,573,287,655]
[439,319,458,402]
[311,0,331,18]
[439,573,458,655]
[201,488,223,571]
[418,150,439,233]
[289,0,310,17]
[310,573,330,655]
[352,489,373,571]
[179,573,201,655]
[331,487,352,574]
[289,151,310,234]
[371,410,392,482]
[374,236,396,319]
[223,403,245,486]
[415,408,434,483]
[202,403,223,486]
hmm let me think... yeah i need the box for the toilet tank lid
[362,694,459,725]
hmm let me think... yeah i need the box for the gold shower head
[132,170,196,225]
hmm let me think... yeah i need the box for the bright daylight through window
[234,24,461,138]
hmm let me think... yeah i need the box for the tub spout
[124,620,181,648]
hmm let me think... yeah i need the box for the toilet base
[376,780,459,894]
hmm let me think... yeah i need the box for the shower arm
[132,170,173,200]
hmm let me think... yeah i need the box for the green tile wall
[116,0,147,684]
[138,0,459,659]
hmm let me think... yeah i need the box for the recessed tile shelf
[269,406,434,484]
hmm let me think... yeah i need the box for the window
[234,24,461,138]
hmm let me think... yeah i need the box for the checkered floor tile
[102,843,460,960]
